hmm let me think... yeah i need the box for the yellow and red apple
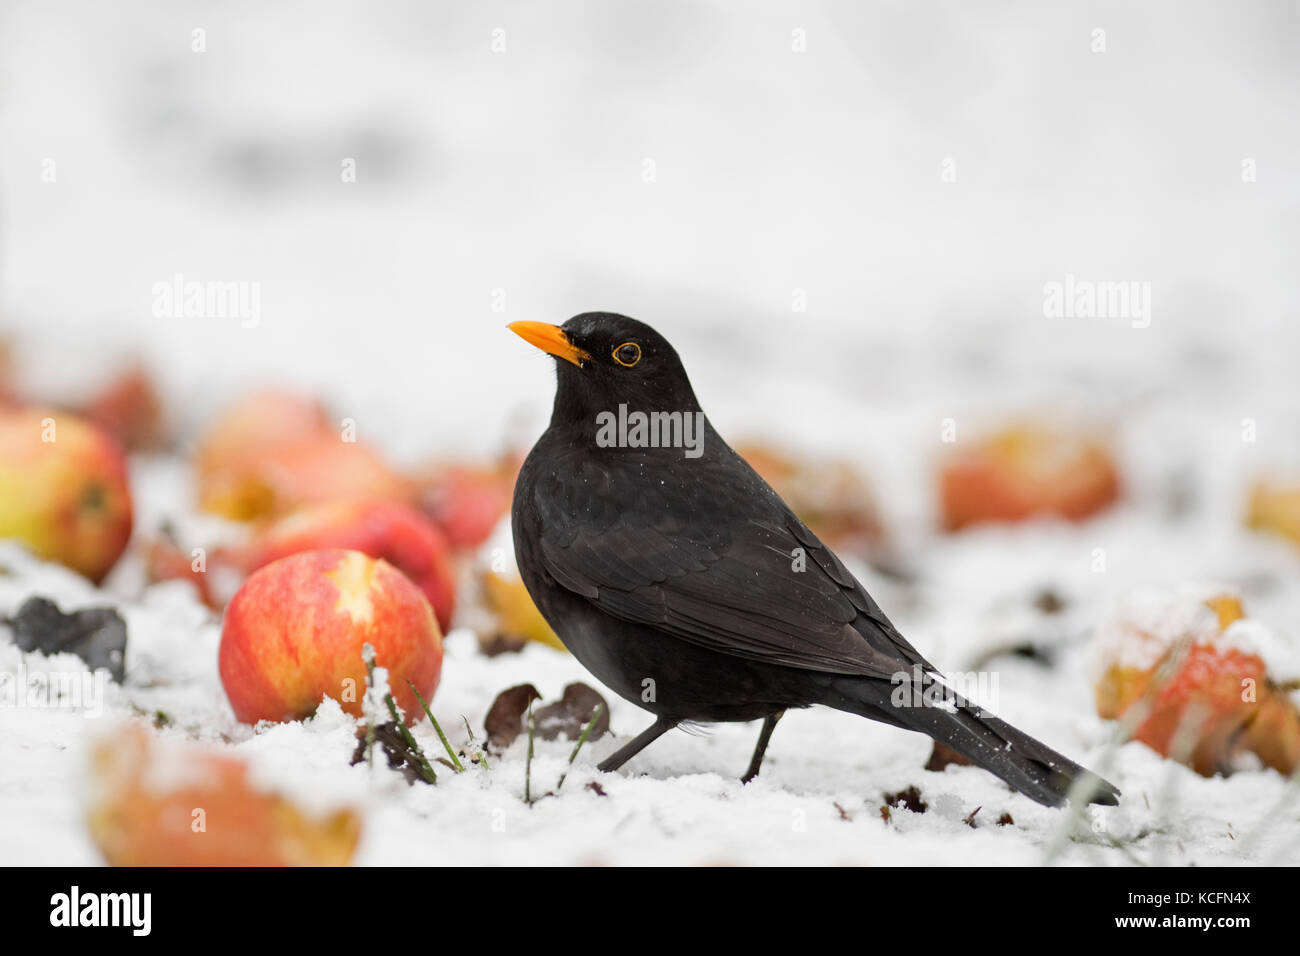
[196,390,409,521]
[0,406,133,582]
[219,549,442,725]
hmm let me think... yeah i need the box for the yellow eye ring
[612,342,641,367]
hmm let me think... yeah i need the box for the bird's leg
[741,710,785,784]
[597,716,678,773]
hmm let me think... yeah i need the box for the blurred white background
[1,0,1297,527]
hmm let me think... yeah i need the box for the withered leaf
[484,682,610,750]
[4,596,127,682]
[925,740,974,772]
[484,683,542,749]
[884,785,927,814]
[532,683,609,742]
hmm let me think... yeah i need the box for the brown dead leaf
[925,741,974,772]
[532,683,610,742]
[484,683,542,749]
[884,785,927,814]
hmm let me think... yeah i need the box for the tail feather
[829,676,1120,808]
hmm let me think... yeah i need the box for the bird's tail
[827,673,1120,808]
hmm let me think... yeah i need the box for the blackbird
[509,312,1119,807]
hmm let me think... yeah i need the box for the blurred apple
[219,549,442,725]
[0,407,133,583]
[414,458,519,551]
[940,424,1120,530]
[248,499,457,632]
[0,338,17,408]
[736,442,884,553]
[196,390,408,521]
[481,564,565,652]
[196,389,331,476]
[88,725,361,866]
[1095,589,1299,776]
[143,525,246,609]
[82,366,165,452]
[199,437,411,521]
[1246,479,1300,550]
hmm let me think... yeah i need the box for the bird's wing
[530,450,932,679]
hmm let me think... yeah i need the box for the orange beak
[508,321,591,367]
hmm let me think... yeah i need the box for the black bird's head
[509,312,702,426]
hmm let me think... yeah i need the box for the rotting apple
[1094,589,1300,776]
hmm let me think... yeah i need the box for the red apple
[219,549,442,725]
[940,423,1120,531]
[82,366,166,452]
[415,459,518,551]
[196,389,332,476]
[0,407,133,582]
[248,499,457,632]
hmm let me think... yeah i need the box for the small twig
[556,704,603,792]
[407,680,464,772]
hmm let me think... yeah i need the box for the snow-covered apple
[219,549,442,725]
[1094,589,1300,776]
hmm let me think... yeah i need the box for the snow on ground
[3,470,1299,867]
[2,2,1299,865]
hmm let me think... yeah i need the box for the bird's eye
[612,342,641,367]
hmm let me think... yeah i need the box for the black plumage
[510,312,1119,807]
